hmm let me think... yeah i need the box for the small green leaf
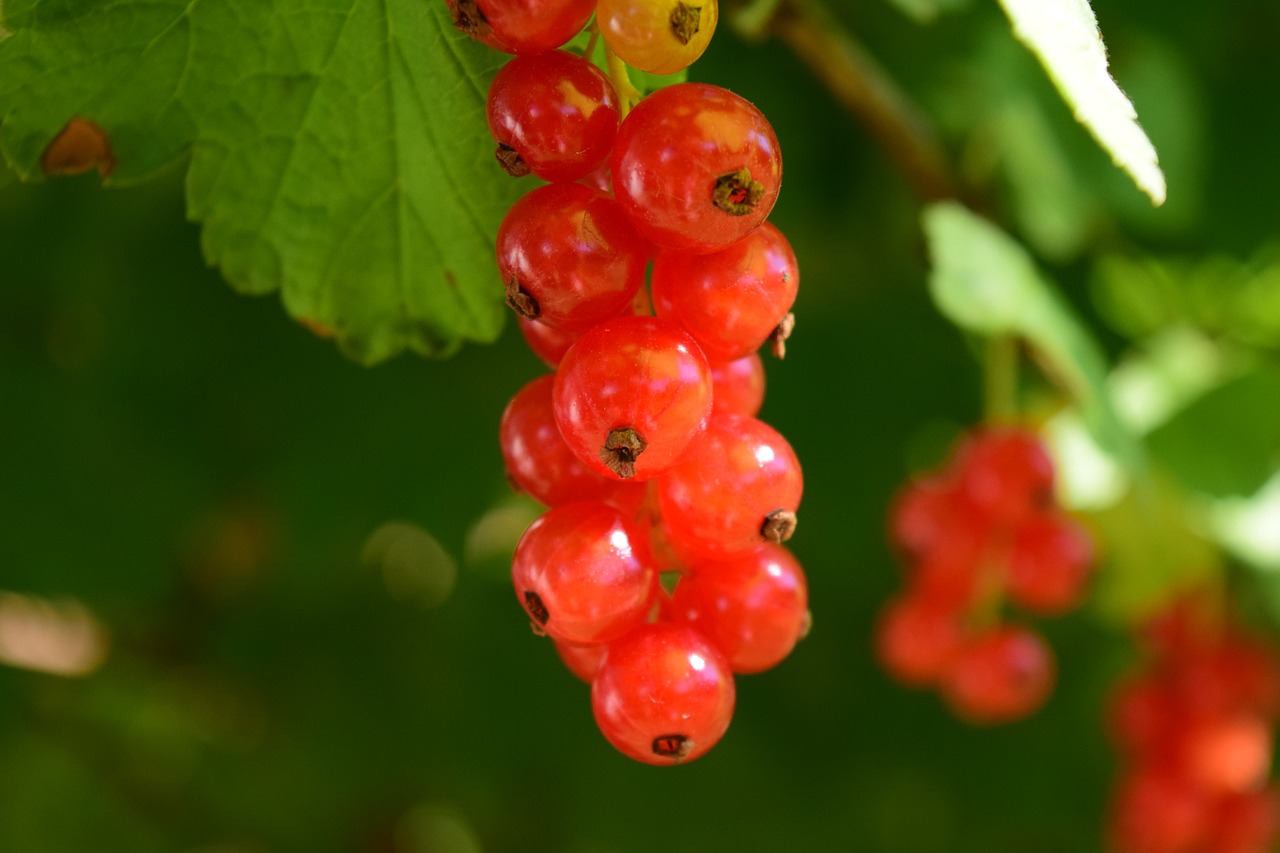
[922,201,1139,465]
[997,0,1166,206]
[0,0,527,363]
[1147,366,1280,497]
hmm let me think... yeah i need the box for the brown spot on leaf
[41,118,115,178]
[444,269,458,289]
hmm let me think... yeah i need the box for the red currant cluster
[875,427,1095,724]
[453,0,805,766]
[1107,594,1280,853]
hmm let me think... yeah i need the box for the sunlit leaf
[997,0,1166,206]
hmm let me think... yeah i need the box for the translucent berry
[652,222,799,363]
[554,638,608,683]
[710,353,766,418]
[554,316,713,481]
[596,0,719,76]
[446,0,596,55]
[611,83,782,252]
[657,413,802,559]
[874,594,966,687]
[511,502,657,644]
[667,544,809,673]
[1006,512,1095,615]
[487,51,620,182]
[497,183,648,331]
[954,427,1056,524]
[591,623,735,764]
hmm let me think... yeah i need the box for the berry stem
[603,41,643,117]
[984,334,1018,424]
[581,20,601,61]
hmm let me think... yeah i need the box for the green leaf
[1147,365,1280,497]
[0,0,527,363]
[883,0,970,25]
[996,0,1166,206]
[922,201,1138,466]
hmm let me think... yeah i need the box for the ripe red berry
[709,353,766,418]
[554,638,608,683]
[940,624,1055,724]
[657,413,802,559]
[652,221,799,363]
[874,594,966,687]
[591,623,735,764]
[511,502,657,644]
[666,544,809,674]
[487,51,620,182]
[447,0,596,55]
[954,427,1056,525]
[554,316,713,481]
[499,375,615,506]
[1005,512,1095,615]
[497,183,649,331]
[611,83,782,252]
[596,0,719,76]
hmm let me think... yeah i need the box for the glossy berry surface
[554,638,608,683]
[447,0,596,55]
[487,51,620,182]
[611,83,782,252]
[666,544,808,673]
[652,221,799,363]
[510,502,656,644]
[554,316,713,481]
[591,623,735,764]
[941,625,1055,724]
[596,0,719,76]
[499,375,614,507]
[657,413,802,559]
[497,183,648,331]
[709,353,766,418]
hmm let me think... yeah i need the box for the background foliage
[1,0,1278,850]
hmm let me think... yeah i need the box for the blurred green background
[2,0,1278,850]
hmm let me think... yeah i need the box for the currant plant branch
[730,0,957,203]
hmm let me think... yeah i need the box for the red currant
[709,353,766,418]
[497,183,648,331]
[652,221,799,363]
[511,502,657,644]
[487,51,620,182]
[554,638,608,683]
[954,427,1056,525]
[940,624,1055,724]
[591,623,735,764]
[611,83,782,252]
[874,594,966,687]
[1005,512,1095,615]
[554,316,713,481]
[447,0,595,55]
[596,0,718,76]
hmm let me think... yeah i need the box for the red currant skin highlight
[941,625,1055,724]
[497,184,649,331]
[553,316,713,481]
[596,0,719,76]
[667,544,809,674]
[657,412,802,559]
[591,623,736,764]
[611,83,782,252]
[487,51,620,182]
[499,375,614,507]
[510,502,657,644]
[447,0,596,55]
[652,221,799,363]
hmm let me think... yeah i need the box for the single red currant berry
[497,183,648,331]
[596,0,719,76]
[554,638,608,683]
[888,475,963,560]
[710,353,766,418]
[1180,712,1273,794]
[511,502,657,644]
[500,375,615,506]
[517,315,581,368]
[1107,767,1213,853]
[874,594,966,687]
[667,544,809,674]
[657,413,802,559]
[611,83,782,252]
[591,623,735,765]
[954,427,1056,525]
[1005,512,1095,615]
[554,316,713,481]
[652,222,799,363]
[446,0,596,55]
[1208,789,1280,853]
[487,51,621,182]
[940,624,1055,724]
[1106,675,1178,756]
